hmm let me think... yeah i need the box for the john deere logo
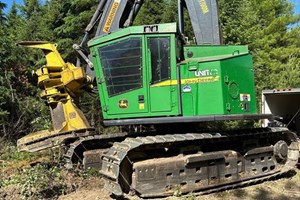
[119,100,128,109]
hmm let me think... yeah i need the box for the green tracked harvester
[17,0,299,198]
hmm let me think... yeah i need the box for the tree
[266,26,300,88]
[219,0,300,94]
[163,0,192,35]
[218,0,246,44]
[52,0,98,62]
[0,1,6,25]
[162,0,177,23]
[0,0,52,141]
[134,0,166,25]
[246,0,300,91]
[0,28,10,138]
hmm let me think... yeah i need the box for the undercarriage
[100,127,299,197]
[19,126,299,198]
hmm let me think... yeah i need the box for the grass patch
[0,164,68,199]
[0,146,37,162]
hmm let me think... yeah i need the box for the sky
[2,0,23,13]
[1,0,300,14]
[291,0,300,14]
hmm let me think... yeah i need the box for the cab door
[96,36,149,118]
[146,35,179,115]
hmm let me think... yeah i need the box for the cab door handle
[138,95,144,103]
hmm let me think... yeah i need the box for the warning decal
[103,0,121,33]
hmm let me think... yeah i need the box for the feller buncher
[17,0,299,198]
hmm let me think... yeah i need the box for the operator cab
[88,23,257,126]
[89,23,180,120]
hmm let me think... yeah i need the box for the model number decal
[103,0,120,33]
[199,0,209,14]
[195,69,218,77]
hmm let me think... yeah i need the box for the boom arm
[79,0,221,46]
[74,0,221,68]
[181,0,221,45]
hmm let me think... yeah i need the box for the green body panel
[180,61,224,116]
[180,52,256,116]
[184,45,249,59]
[88,23,257,122]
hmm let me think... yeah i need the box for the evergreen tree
[0,28,10,137]
[18,0,50,41]
[219,0,300,93]
[162,0,177,23]
[0,0,52,140]
[153,0,194,40]
[246,0,300,90]
[219,0,245,44]
[0,1,6,25]
[53,0,98,62]
[134,0,166,25]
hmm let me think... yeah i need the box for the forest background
[0,0,299,143]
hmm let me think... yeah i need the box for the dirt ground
[57,176,109,200]
[1,155,300,200]
[58,170,300,200]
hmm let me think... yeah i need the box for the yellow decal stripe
[152,80,178,87]
[151,76,220,87]
[103,0,120,33]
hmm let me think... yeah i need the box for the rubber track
[100,127,299,197]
